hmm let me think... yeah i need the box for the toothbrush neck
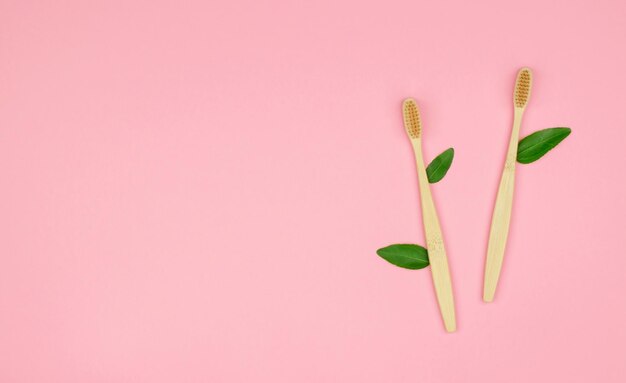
[513,107,524,134]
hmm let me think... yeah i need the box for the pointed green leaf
[426,148,454,183]
[376,244,429,270]
[517,127,571,164]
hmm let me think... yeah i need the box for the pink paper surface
[1,0,625,382]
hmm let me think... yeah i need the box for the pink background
[1,0,625,382]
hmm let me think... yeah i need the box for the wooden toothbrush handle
[483,109,523,302]
[415,144,456,332]
[423,203,457,333]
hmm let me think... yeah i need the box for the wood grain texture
[483,108,523,302]
[412,140,457,332]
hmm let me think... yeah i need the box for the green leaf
[426,148,454,183]
[376,244,429,270]
[517,127,571,164]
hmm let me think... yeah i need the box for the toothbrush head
[402,98,421,139]
[514,67,532,108]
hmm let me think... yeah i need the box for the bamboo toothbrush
[402,99,456,332]
[483,68,533,302]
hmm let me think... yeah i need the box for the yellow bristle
[514,68,532,108]
[402,99,421,139]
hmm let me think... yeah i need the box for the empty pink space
[1,0,625,382]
